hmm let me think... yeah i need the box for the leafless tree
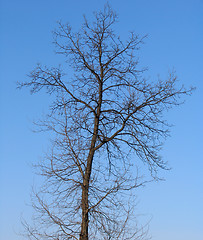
[19,4,193,240]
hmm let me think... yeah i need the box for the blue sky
[0,0,202,239]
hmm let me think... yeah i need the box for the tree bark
[80,80,103,239]
[80,182,89,240]
[80,134,97,239]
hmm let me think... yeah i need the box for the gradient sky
[0,0,203,240]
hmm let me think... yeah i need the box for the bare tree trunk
[80,116,101,239]
[80,77,102,239]
[80,149,96,239]
[80,181,89,240]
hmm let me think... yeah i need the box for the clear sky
[0,0,202,239]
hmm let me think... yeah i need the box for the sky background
[0,0,202,239]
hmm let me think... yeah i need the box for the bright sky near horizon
[0,0,203,239]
